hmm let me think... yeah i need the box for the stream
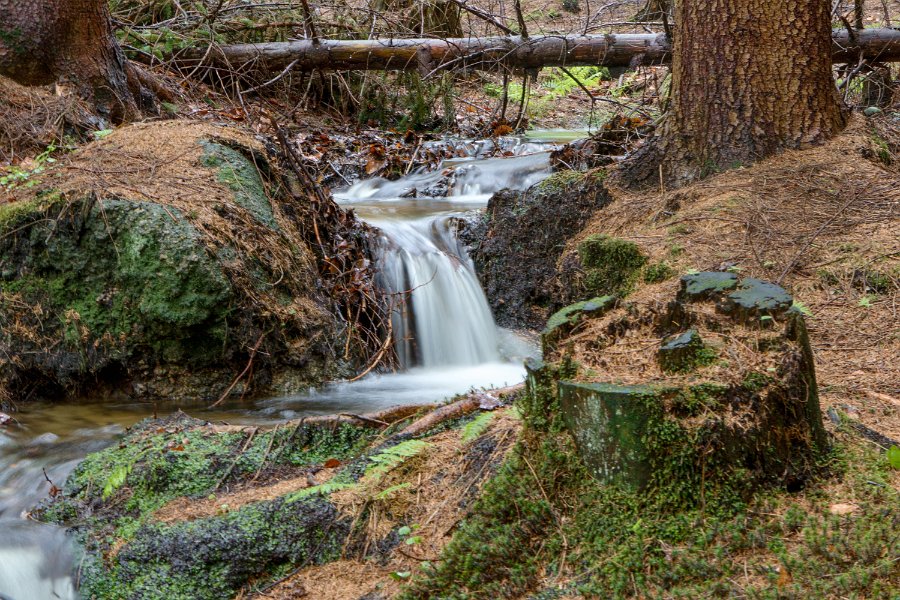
[0,132,573,598]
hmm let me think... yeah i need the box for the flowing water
[0,132,570,598]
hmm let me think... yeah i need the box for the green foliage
[285,481,354,503]
[792,299,814,317]
[0,143,60,191]
[461,412,496,443]
[888,446,900,470]
[365,439,432,480]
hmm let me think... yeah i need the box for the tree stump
[528,273,829,502]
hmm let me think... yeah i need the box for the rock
[0,122,363,403]
[464,170,613,329]
[864,106,883,117]
[677,271,739,301]
[723,277,794,324]
[541,296,615,353]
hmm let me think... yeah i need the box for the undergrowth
[404,397,899,599]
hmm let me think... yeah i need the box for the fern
[285,481,353,503]
[461,412,495,444]
[365,440,431,480]
[374,482,412,500]
[102,464,132,500]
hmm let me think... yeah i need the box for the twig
[209,333,265,408]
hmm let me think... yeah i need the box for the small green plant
[888,446,900,470]
[858,295,876,308]
[0,143,59,191]
[461,412,495,443]
[792,300,813,317]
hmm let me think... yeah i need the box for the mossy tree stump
[529,273,829,503]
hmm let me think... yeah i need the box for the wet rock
[542,296,615,353]
[0,122,355,403]
[677,271,739,301]
[722,277,794,324]
[465,170,613,329]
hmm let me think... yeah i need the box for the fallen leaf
[324,458,341,469]
[829,503,859,515]
[776,565,792,587]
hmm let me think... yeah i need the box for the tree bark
[623,0,848,186]
[0,0,143,122]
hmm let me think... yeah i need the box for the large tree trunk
[624,0,848,186]
[0,0,143,122]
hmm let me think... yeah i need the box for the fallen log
[179,28,900,75]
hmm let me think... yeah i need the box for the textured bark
[0,0,140,122]
[624,0,848,185]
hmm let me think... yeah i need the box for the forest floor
[1,1,899,598]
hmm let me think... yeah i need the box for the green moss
[0,198,233,365]
[642,261,675,283]
[80,496,348,600]
[406,421,899,600]
[41,414,375,599]
[577,235,647,297]
[535,170,583,193]
[200,141,278,230]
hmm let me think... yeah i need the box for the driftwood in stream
[180,28,900,75]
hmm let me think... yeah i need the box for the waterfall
[374,217,500,368]
[335,144,554,371]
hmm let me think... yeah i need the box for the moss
[577,234,647,297]
[81,496,348,600]
[59,414,374,517]
[534,170,583,193]
[642,261,675,283]
[407,417,899,600]
[200,140,278,230]
[39,414,375,599]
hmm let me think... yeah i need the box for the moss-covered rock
[0,122,364,403]
[36,411,377,599]
[461,169,613,329]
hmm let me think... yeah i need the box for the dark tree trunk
[622,0,848,186]
[0,0,146,122]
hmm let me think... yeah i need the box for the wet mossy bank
[0,121,378,404]
[461,169,614,330]
[35,397,523,599]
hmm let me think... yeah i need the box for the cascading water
[335,139,555,369]
[0,132,568,599]
[374,217,499,368]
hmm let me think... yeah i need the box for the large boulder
[0,122,367,404]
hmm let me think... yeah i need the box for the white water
[374,217,499,367]
[0,132,567,599]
